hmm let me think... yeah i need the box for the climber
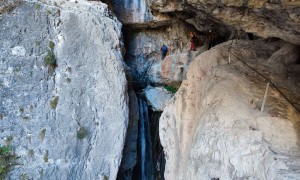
[189,32,197,51]
[160,44,168,60]
[208,30,216,50]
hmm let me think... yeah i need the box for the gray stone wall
[0,1,128,179]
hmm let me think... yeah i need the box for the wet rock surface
[0,1,128,179]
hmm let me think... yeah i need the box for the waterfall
[138,99,154,180]
[117,97,165,180]
[114,0,152,23]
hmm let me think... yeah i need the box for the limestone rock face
[0,1,128,179]
[149,47,206,84]
[150,0,300,45]
[160,40,300,180]
[123,22,205,82]
[118,73,139,173]
[112,0,152,24]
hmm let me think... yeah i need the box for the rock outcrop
[160,40,300,179]
[149,47,206,84]
[150,0,300,45]
[0,1,128,179]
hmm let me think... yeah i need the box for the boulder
[144,86,173,111]
[150,0,300,45]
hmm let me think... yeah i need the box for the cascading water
[112,0,152,23]
[130,98,165,180]
[134,99,155,180]
[111,0,165,179]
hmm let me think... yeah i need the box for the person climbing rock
[190,32,197,51]
[160,43,168,60]
[208,30,216,50]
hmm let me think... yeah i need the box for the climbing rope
[225,7,300,114]
[228,51,300,114]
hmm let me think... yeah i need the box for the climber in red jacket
[190,32,197,51]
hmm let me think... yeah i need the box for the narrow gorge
[1,0,300,180]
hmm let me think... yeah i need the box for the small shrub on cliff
[35,3,41,10]
[44,50,55,65]
[44,41,57,74]
[0,146,16,179]
[43,150,49,162]
[50,96,59,109]
[77,127,87,140]
[165,85,178,94]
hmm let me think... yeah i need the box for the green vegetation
[35,40,41,46]
[66,67,72,73]
[39,129,46,142]
[28,149,34,158]
[50,96,59,109]
[43,150,49,163]
[19,106,24,113]
[77,127,87,140]
[44,41,56,74]
[23,116,29,122]
[20,173,27,180]
[0,146,16,179]
[35,3,41,10]
[44,50,56,66]
[48,41,55,50]
[14,67,21,72]
[66,78,71,83]
[5,136,13,146]
[46,9,52,15]
[165,85,178,94]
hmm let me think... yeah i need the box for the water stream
[137,99,154,180]
[117,96,165,180]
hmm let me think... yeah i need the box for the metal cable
[229,51,300,114]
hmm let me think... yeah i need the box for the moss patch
[35,3,41,10]
[28,149,34,158]
[43,150,49,163]
[19,106,24,113]
[50,96,59,109]
[66,78,71,83]
[39,129,46,142]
